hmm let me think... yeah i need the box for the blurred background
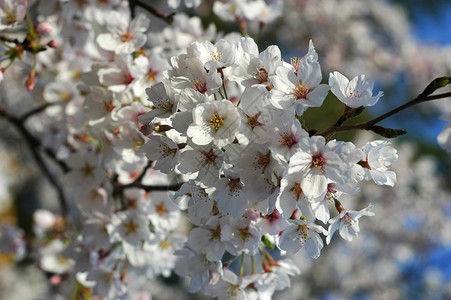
[1,0,451,299]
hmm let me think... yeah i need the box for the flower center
[291,183,304,201]
[238,228,251,242]
[120,30,133,42]
[246,112,263,129]
[201,148,218,165]
[255,67,269,83]
[123,73,135,85]
[228,178,242,196]
[156,203,168,216]
[81,163,95,177]
[209,112,224,130]
[348,89,362,98]
[159,143,177,158]
[147,70,158,82]
[210,50,223,62]
[193,79,207,94]
[159,239,172,249]
[298,225,310,241]
[294,81,311,100]
[253,151,271,172]
[209,226,221,240]
[279,132,298,148]
[125,220,138,235]
[311,153,326,171]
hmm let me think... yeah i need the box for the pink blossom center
[311,153,326,171]
[255,67,269,83]
[279,132,298,148]
[246,112,263,129]
[193,79,207,94]
[294,81,311,100]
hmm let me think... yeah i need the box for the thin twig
[319,92,451,137]
[129,0,175,25]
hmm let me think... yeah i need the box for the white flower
[221,216,261,256]
[438,114,451,152]
[97,12,150,54]
[0,0,27,28]
[276,172,314,220]
[326,203,375,244]
[213,0,247,22]
[329,71,383,108]
[269,110,308,161]
[279,219,328,259]
[168,0,202,9]
[177,143,224,186]
[171,56,222,95]
[131,54,172,100]
[140,135,179,174]
[187,39,236,71]
[175,247,223,293]
[187,100,240,147]
[361,140,398,186]
[97,54,143,93]
[212,173,248,218]
[287,136,348,199]
[40,239,74,274]
[270,41,330,115]
[143,232,186,277]
[83,86,120,124]
[146,192,181,232]
[236,86,276,144]
[255,209,290,236]
[138,80,177,124]
[186,216,226,261]
[64,152,106,194]
[242,0,283,24]
[86,268,128,299]
[107,211,151,247]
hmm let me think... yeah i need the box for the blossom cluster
[1,0,448,299]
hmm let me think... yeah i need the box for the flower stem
[239,252,245,278]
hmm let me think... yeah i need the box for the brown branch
[318,91,451,138]
[115,182,184,193]
[0,107,69,216]
[129,0,175,25]
[19,103,52,122]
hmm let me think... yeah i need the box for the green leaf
[368,125,408,138]
[419,76,451,97]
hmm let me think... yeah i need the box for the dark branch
[19,103,52,122]
[319,91,451,138]
[0,107,69,216]
[115,182,184,193]
[129,0,175,25]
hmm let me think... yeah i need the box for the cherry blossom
[329,71,384,108]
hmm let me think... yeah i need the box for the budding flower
[47,40,58,48]
[35,21,52,35]
[26,72,35,91]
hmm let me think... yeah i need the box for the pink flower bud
[26,73,35,91]
[244,209,260,221]
[49,275,62,285]
[36,22,52,35]
[47,40,58,48]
